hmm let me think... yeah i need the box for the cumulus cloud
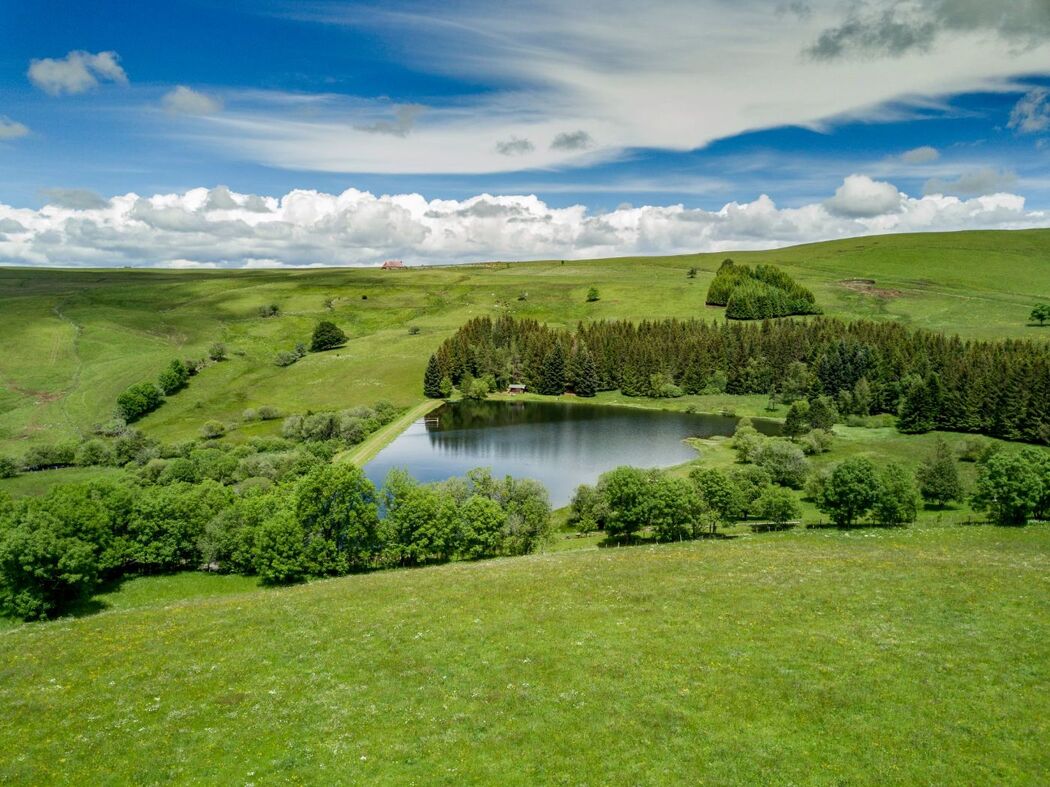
[27,50,128,95]
[0,117,30,140]
[495,136,534,156]
[923,167,1018,197]
[0,180,1045,269]
[551,130,594,151]
[162,86,223,116]
[806,0,1050,60]
[355,103,424,136]
[40,188,109,210]
[1008,87,1050,134]
[824,174,902,217]
[898,145,939,164]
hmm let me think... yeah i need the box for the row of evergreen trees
[423,315,1049,444]
[706,260,820,319]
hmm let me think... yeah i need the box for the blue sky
[1,0,1048,266]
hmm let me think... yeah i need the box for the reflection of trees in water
[427,400,782,438]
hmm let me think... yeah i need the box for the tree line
[424,315,1050,443]
[0,459,552,621]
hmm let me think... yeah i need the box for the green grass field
[1,523,1047,783]
[2,229,1049,782]
[1,229,1047,454]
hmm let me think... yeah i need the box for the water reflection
[365,400,780,507]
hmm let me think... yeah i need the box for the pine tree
[423,354,443,398]
[539,342,566,395]
[916,438,963,507]
[569,342,598,397]
[784,399,810,437]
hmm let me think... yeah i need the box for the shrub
[754,486,801,526]
[274,343,307,367]
[755,439,809,488]
[257,405,282,421]
[408,326,421,335]
[116,382,164,422]
[22,443,76,471]
[689,466,743,525]
[157,457,199,485]
[971,450,1044,525]
[253,509,310,584]
[0,507,100,620]
[817,457,879,526]
[731,418,764,464]
[201,420,226,440]
[310,321,347,352]
[568,484,607,531]
[157,359,190,395]
[74,439,116,467]
[208,342,227,361]
[873,464,920,525]
[258,304,280,318]
[242,408,259,422]
[0,456,18,478]
[728,465,772,516]
[799,429,833,456]
[586,287,600,302]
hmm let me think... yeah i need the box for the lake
[365,400,781,507]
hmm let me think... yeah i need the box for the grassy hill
[1,523,1047,783]
[1,229,1049,782]
[0,229,1047,453]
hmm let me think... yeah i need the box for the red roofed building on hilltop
[381,259,405,270]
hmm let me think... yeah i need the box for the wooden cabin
[508,383,526,395]
[381,259,405,270]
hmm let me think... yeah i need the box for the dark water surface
[365,400,780,507]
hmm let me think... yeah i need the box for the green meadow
[1,524,1048,783]
[1,229,1047,454]
[1,228,1049,782]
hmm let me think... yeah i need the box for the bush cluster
[0,456,552,621]
[274,343,307,367]
[706,260,820,319]
[280,402,399,444]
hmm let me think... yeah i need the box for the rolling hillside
[0,229,1047,454]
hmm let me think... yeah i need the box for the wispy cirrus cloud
[190,1,1050,177]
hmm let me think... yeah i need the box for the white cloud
[27,50,128,95]
[0,117,30,140]
[0,179,1045,268]
[1009,87,1050,134]
[898,145,939,164]
[924,168,1018,197]
[162,86,223,116]
[199,1,1050,175]
[824,174,902,217]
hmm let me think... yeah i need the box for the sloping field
[1,523,1047,783]
[0,229,1047,452]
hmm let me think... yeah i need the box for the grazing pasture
[0,229,1047,454]
[1,523,1047,783]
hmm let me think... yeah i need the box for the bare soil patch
[840,278,903,298]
